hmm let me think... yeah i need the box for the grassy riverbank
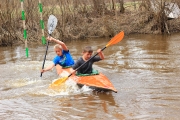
[0,0,180,46]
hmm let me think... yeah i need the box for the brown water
[0,33,180,120]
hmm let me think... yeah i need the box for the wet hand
[47,36,53,41]
[72,70,76,74]
[70,69,76,74]
[97,49,102,53]
[41,69,45,73]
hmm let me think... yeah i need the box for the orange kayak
[59,68,117,93]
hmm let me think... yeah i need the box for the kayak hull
[77,83,117,93]
[71,73,117,93]
[58,68,117,93]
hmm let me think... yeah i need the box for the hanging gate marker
[20,0,29,58]
[38,0,46,45]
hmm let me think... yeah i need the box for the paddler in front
[41,36,74,75]
[71,46,104,75]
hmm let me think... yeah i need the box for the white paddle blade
[47,15,58,35]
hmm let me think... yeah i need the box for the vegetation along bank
[0,0,180,46]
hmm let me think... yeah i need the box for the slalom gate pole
[20,0,29,58]
[38,0,46,45]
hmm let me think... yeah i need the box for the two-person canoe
[53,68,117,93]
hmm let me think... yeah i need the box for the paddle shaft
[40,36,50,77]
[68,46,106,77]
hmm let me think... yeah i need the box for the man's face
[55,48,62,56]
[83,52,92,61]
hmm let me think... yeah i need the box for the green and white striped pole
[38,0,46,45]
[20,0,29,57]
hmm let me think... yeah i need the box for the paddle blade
[47,15,58,35]
[106,31,124,47]
[49,76,68,88]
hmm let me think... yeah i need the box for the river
[0,33,180,120]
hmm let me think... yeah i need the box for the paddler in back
[72,46,104,75]
[41,36,74,75]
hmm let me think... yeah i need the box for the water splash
[38,78,92,96]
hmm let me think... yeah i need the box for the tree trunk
[119,0,125,13]
[112,0,115,10]
[92,0,104,15]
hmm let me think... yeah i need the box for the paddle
[49,31,124,87]
[40,15,58,77]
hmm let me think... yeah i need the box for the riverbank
[0,0,180,46]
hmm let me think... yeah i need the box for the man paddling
[72,46,104,75]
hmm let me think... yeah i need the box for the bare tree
[118,0,125,13]
[92,0,105,15]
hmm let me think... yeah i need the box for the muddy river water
[0,33,180,119]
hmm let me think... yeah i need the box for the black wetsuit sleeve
[72,58,81,70]
[93,56,102,62]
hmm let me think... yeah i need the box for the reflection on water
[0,33,180,119]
